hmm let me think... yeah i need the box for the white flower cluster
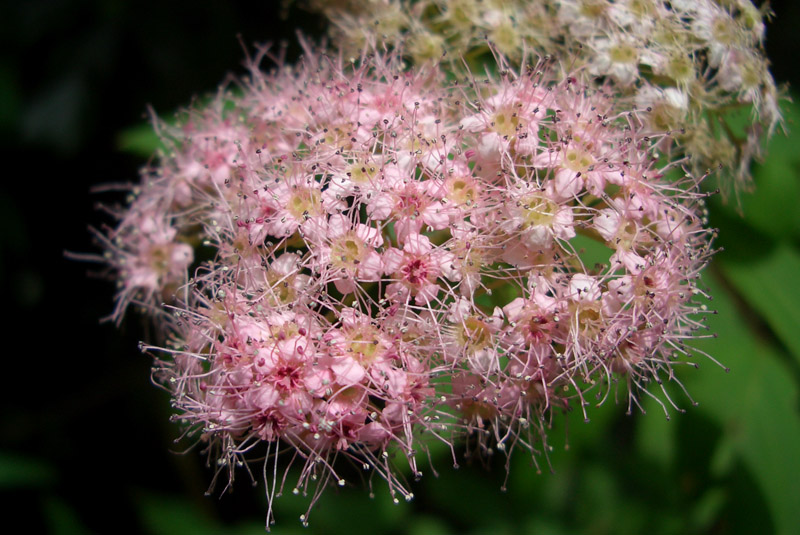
[299,0,782,198]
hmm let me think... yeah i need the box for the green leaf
[687,271,800,535]
[117,122,164,158]
[0,452,55,489]
[635,399,676,468]
[44,497,92,535]
[723,96,800,240]
[719,242,800,366]
[407,515,452,535]
[136,493,219,535]
[570,232,612,271]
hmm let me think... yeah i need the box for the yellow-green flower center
[492,107,521,138]
[666,53,694,83]
[331,233,366,272]
[287,188,322,220]
[521,195,558,227]
[455,316,492,353]
[564,148,594,173]
[609,43,638,64]
[446,176,479,206]
[265,268,299,306]
[712,17,738,46]
[580,0,607,18]
[347,161,378,184]
[345,325,381,366]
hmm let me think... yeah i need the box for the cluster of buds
[299,0,782,199]
[99,44,716,524]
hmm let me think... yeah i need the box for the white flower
[589,35,641,85]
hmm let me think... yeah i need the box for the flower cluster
[298,0,782,199]
[100,45,716,525]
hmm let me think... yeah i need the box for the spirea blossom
[298,0,782,199]
[100,45,717,526]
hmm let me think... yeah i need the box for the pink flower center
[402,258,429,285]
[273,365,302,391]
[398,193,423,217]
[202,151,227,170]
[527,315,551,344]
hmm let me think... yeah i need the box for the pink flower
[383,233,456,305]
[311,214,384,294]
[96,42,717,525]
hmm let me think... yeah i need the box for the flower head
[102,41,716,526]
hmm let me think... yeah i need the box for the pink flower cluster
[102,47,714,523]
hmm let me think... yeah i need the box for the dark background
[1,2,328,532]
[2,1,799,533]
